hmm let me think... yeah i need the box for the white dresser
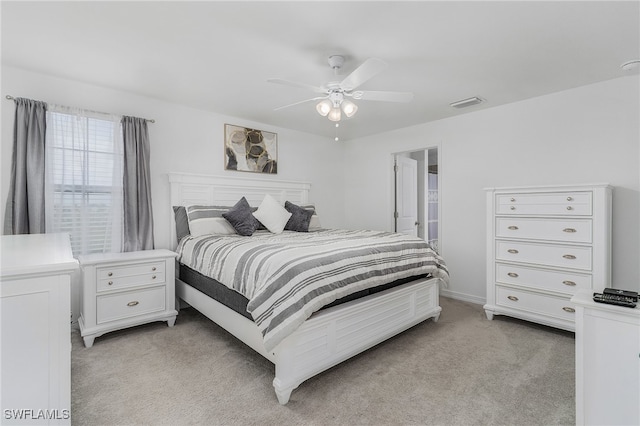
[571,290,640,425]
[484,184,612,331]
[78,249,178,348]
[1,233,78,425]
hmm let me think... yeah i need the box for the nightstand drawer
[496,240,592,270]
[496,217,592,243]
[496,192,592,216]
[496,263,592,294]
[97,261,165,280]
[97,271,165,292]
[496,286,576,321]
[96,286,165,324]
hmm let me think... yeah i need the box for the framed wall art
[224,124,277,174]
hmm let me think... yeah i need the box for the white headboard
[168,172,311,248]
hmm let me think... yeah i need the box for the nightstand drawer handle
[510,206,516,210]
[563,280,576,286]
[507,272,519,278]
[127,301,139,307]
[108,281,113,286]
[562,254,576,260]
[108,272,113,277]
[507,226,519,230]
[152,275,157,279]
[507,249,519,254]
[566,206,573,211]
[567,196,573,201]
[510,198,516,202]
[152,267,157,271]
[507,296,519,302]
[563,228,577,233]
[562,307,575,313]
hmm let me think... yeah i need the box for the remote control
[593,292,637,308]
[603,287,638,301]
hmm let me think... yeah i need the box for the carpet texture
[71,297,575,425]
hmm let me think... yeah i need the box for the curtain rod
[5,95,155,123]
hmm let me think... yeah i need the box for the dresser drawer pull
[562,307,575,313]
[127,301,139,307]
[108,272,113,277]
[507,249,519,254]
[152,267,157,271]
[108,281,113,286]
[567,196,573,201]
[507,296,519,302]
[566,206,573,211]
[563,228,577,233]
[562,254,576,260]
[510,206,516,211]
[510,198,516,202]
[507,226,519,230]
[507,272,519,278]
[562,280,577,286]
[152,275,157,279]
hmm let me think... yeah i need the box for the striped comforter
[176,229,449,351]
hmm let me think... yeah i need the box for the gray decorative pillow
[173,206,190,242]
[284,201,314,232]
[222,197,261,236]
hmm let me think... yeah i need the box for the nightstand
[78,249,178,348]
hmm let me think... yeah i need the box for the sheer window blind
[45,106,123,256]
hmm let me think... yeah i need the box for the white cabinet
[484,184,612,331]
[1,233,78,425]
[571,290,640,425]
[78,249,178,348]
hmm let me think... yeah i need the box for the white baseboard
[440,288,485,305]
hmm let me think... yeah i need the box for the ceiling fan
[268,56,414,122]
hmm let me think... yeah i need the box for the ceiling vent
[449,96,485,109]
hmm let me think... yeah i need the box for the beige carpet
[71,297,575,425]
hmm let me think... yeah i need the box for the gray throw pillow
[222,197,261,236]
[284,201,314,232]
[173,206,190,242]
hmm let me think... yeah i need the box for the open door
[394,156,418,236]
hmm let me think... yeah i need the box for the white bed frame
[169,172,443,404]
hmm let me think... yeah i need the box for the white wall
[1,65,345,322]
[343,76,640,302]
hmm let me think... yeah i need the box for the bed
[169,172,448,404]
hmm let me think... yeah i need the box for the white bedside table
[78,249,178,348]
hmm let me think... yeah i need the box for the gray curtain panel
[122,116,154,251]
[3,98,47,235]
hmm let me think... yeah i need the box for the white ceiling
[2,1,639,141]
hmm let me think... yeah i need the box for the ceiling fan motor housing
[328,55,345,72]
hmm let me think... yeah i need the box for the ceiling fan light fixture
[316,99,332,116]
[341,100,358,118]
[328,107,342,122]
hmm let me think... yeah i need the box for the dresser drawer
[496,263,592,294]
[96,286,165,324]
[496,192,592,216]
[97,261,166,292]
[496,240,592,270]
[496,217,592,243]
[496,286,576,321]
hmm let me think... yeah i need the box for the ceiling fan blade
[267,78,326,94]
[339,58,388,91]
[274,96,326,111]
[351,90,414,102]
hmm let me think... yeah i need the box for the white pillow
[308,215,322,231]
[253,194,292,234]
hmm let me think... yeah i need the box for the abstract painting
[224,124,277,174]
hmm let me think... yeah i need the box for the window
[45,106,123,256]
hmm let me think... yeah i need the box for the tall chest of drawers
[484,184,612,331]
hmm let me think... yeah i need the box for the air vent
[449,97,485,109]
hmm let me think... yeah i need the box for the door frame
[390,145,442,252]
